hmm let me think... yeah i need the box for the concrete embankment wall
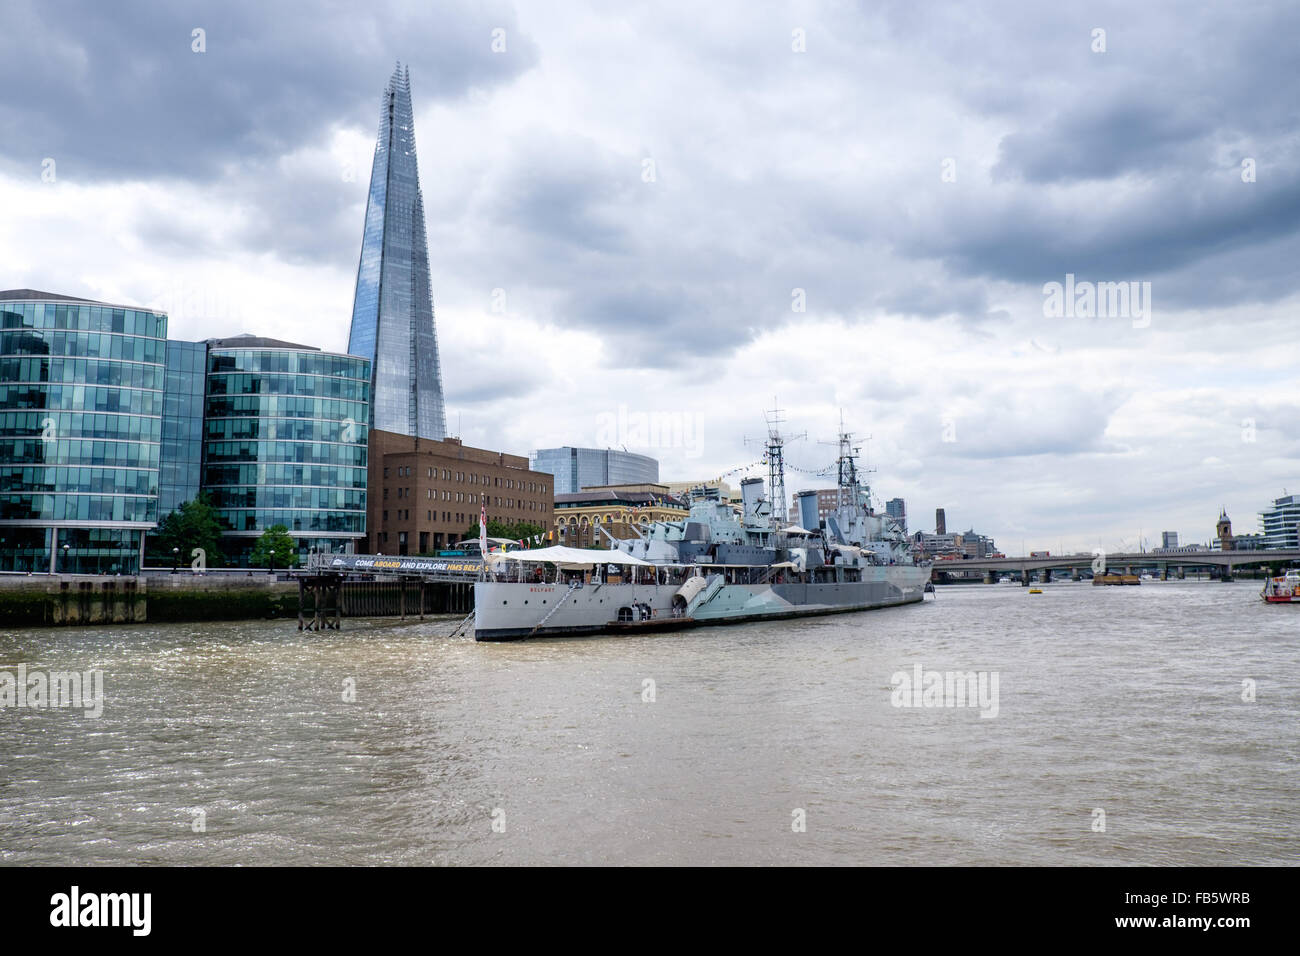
[147,574,300,623]
[0,574,472,627]
[0,574,296,627]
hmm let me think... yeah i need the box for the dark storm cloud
[4,0,1298,360]
[908,386,1125,461]
[984,11,1300,187]
[219,157,369,267]
[0,0,536,181]
[486,134,640,255]
[992,102,1207,185]
[885,0,1300,305]
[450,0,1300,348]
[905,167,1300,298]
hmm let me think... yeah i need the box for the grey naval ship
[473,423,929,641]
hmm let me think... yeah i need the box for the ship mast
[830,411,872,513]
[743,400,804,525]
[760,400,805,525]
[836,432,856,511]
[765,403,789,524]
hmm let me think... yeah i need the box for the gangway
[685,574,724,616]
[528,582,582,636]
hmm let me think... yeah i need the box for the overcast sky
[2,0,1298,552]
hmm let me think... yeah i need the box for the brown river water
[1,579,1296,865]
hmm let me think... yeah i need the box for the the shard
[348,63,447,439]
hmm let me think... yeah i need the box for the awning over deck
[499,546,654,568]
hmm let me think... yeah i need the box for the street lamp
[172,546,180,574]
[61,543,70,575]
[268,548,276,575]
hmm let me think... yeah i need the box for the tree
[148,492,225,568]
[456,518,548,550]
[250,525,299,570]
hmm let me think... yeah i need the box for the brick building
[367,429,553,555]
[789,488,847,523]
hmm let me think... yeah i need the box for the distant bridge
[941,549,1300,582]
[299,549,1300,585]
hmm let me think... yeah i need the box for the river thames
[1,580,1296,866]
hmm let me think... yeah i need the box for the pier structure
[291,552,482,627]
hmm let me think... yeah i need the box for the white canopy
[500,546,654,568]
[781,525,815,535]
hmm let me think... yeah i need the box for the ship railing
[489,558,695,588]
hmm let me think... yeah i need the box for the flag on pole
[479,505,488,556]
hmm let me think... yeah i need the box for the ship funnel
[795,490,820,532]
[740,477,767,522]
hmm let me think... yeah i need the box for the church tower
[1215,508,1233,551]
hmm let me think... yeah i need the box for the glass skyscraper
[347,62,447,440]
[1259,494,1300,549]
[1,289,369,573]
[0,290,165,574]
[202,335,369,563]
[530,447,660,496]
[158,339,206,517]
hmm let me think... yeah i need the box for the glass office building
[202,336,369,564]
[530,447,660,496]
[1259,494,1300,549]
[347,62,447,440]
[158,339,206,517]
[0,290,165,574]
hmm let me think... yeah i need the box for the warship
[473,419,929,641]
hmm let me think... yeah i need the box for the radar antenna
[744,398,804,524]
[818,410,873,513]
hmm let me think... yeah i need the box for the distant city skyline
[2,1,1297,553]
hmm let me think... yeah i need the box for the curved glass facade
[531,447,660,496]
[158,340,206,517]
[203,345,369,564]
[0,294,165,573]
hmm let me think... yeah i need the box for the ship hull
[473,566,929,641]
